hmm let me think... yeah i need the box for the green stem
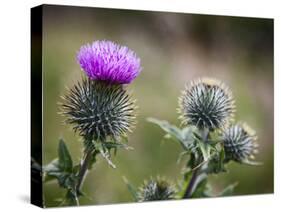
[76,149,93,193]
[183,167,200,198]
[182,128,209,199]
[74,194,80,206]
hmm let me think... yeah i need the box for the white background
[0,0,279,211]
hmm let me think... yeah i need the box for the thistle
[45,40,142,206]
[61,40,141,146]
[178,78,235,130]
[147,77,260,201]
[61,79,136,142]
[137,177,176,202]
[222,123,258,163]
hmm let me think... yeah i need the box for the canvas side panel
[31,5,43,208]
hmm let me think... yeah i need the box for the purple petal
[77,40,142,84]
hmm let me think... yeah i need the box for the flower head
[137,177,176,202]
[77,40,141,84]
[60,78,136,141]
[178,78,235,130]
[222,123,258,163]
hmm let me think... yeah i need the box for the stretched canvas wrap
[31,4,274,208]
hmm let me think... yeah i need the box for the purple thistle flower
[77,40,142,84]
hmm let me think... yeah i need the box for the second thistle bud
[178,78,235,131]
[222,123,258,163]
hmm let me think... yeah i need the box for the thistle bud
[61,79,136,142]
[137,177,176,202]
[179,78,235,130]
[222,123,258,163]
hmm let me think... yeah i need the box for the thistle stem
[76,148,94,194]
[74,195,80,206]
[183,167,199,198]
[183,128,209,199]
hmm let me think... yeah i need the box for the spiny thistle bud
[137,177,176,202]
[61,78,136,141]
[222,123,258,163]
[178,78,235,130]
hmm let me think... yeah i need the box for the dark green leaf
[147,118,183,141]
[58,139,73,172]
[147,118,194,151]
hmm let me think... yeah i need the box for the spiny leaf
[43,158,60,182]
[147,118,183,141]
[217,182,238,196]
[241,160,263,166]
[44,158,60,173]
[197,140,211,161]
[123,176,138,201]
[104,141,133,150]
[95,142,116,168]
[147,118,194,150]
[58,139,73,173]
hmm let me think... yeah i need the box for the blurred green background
[42,5,274,207]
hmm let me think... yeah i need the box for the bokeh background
[42,5,273,207]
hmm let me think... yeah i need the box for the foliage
[44,139,80,205]
[44,136,132,205]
